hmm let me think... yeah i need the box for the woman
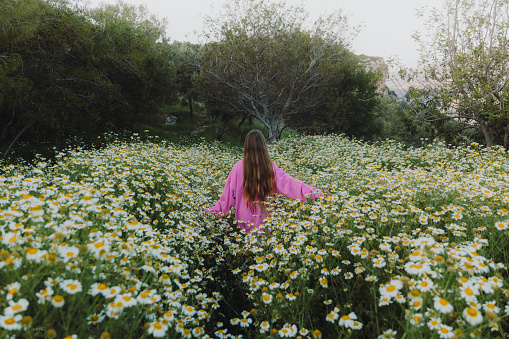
[206,130,323,234]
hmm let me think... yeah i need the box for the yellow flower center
[467,308,478,317]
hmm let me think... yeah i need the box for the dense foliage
[1,134,509,338]
[0,1,179,159]
[196,0,380,143]
[399,0,509,150]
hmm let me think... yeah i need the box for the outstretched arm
[206,165,238,217]
[274,165,322,201]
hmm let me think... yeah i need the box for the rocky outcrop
[358,55,389,96]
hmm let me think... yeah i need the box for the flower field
[1,134,509,339]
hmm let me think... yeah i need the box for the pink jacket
[206,160,321,233]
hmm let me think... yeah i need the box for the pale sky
[87,0,444,69]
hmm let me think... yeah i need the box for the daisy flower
[379,279,403,298]
[427,317,441,330]
[88,283,108,296]
[239,318,252,328]
[192,327,205,337]
[0,314,22,331]
[36,287,54,304]
[259,321,270,333]
[57,245,80,262]
[60,279,83,295]
[463,307,483,326]
[409,313,424,327]
[338,312,357,328]
[114,294,137,308]
[326,309,339,323]
[279,324,297,338]
[5,282,21,301]
[147,321,168,338]
[298,328,309,336]
[483,301,500,314]
[51,295,65,308]
[415,277,434,292]
[286,293,297,301]
[437,324,455,338]
[410,297,423,310]
[4,298,29,315]
[377,329,397,338]
[459,285,479,302]
[434,297,454,314]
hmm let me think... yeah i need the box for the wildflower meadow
[1,134,509,339]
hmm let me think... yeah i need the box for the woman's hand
[319,190,329,198]
[204,207,223,219]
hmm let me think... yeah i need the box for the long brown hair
[243,130,275,212]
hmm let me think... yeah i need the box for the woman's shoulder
[232,159,243,173]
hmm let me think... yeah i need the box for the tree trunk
[267,122,278,144]
[188,95,194,118]
[1,108,18,142]
[237,114,248,128]
[479,121,495,147]
[277,125,287,140]
[3,119,36,159]
[504,118,509,152]
[130,111,138,132]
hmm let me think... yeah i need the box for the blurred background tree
[397,0,509,150]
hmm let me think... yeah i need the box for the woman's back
[207,159,321,234]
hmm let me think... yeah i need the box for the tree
[1,1,179,159]
[0,0,45,142]
[87,1,178,130]
[172,42,200,117]
[1,4,125,157]
[399,0,509,150]
[287,51,380,138]
[196,0,358,143]
[87,0,169,43]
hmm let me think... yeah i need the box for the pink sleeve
[206,164,238,217]
[274,165,321,201]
